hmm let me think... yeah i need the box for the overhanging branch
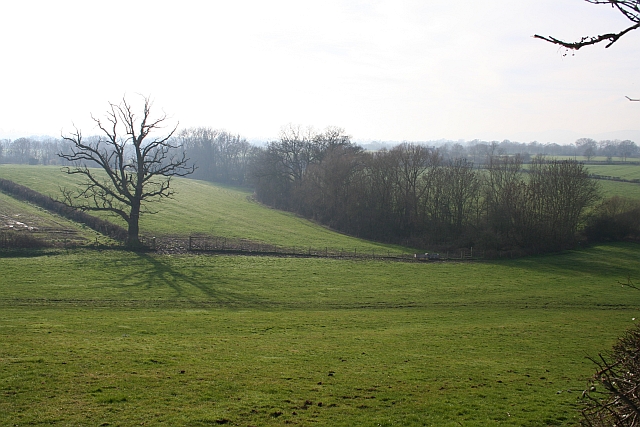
[536,0,640,50]
[534,22,640,49]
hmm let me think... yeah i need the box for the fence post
[189,236,192,251]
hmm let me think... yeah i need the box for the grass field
[2,243,640,426]
[2,164,640,425]
[0,165,404,252]
[594,180,640,200]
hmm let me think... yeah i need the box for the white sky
[1,0,639,144]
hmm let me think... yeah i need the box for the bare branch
[535,0,640,50]
[534,22,640,50]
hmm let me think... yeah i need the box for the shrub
[581,321,640,426]
[0,230,50,249]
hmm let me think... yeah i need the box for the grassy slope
[0,165,404,252]
[1,243,640,426]
[3,164,640,249]
[0,191,113,246]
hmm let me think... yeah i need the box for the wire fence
[149,235,485,261]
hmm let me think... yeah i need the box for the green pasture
[2,243,640,426]
[596,180,640,200]
[586,163,640,181]
[0,165,402,252]
[549,155,638,163]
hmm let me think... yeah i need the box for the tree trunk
[127,203,141,248]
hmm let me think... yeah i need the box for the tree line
[249,128,601,253]
[0,137,73,165]
[575,137,640,162]
[4,134,638,168]
[437,138,639,163]
[176,128,258,186]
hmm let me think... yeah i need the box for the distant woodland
[2,130,640,254]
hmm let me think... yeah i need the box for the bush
[0,230,50,249]
[581,321,640,426]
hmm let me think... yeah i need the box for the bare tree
[576,138,599,161]
[535,1,640,50]
[59,96,195,247]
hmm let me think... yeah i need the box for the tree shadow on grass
[0,249,63,258]
[492,243,640,280]
[129,253,258,308]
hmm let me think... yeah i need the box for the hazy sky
[1,0,639,144]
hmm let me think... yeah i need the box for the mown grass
[0,165,404,252]
[2,243,640,426]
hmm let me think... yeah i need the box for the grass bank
[0,165,406,252]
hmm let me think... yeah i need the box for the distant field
[523,159,640,182]
[582,163,640,200]
[550,155,638,163]
[586,164,640,181]
[1,243,640,425]
[595,179,640,200]
[0,165,405,252]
